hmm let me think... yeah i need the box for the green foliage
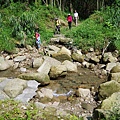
[0,2,62,52]
[0,13,2,27]
[0,99,41,120]
[0,34,15,52]
[0,23,15,52]
[65,18,105,51]
[64,9,120,52]
[0,99,84,120]
[69,115,84,120]
[100,104,120,120]
[107,103,120,120]
[9,12,36,40]
[0,1,120,53]
[102,0,120,28]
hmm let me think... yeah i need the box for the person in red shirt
[67,13,73,29]
[35,28,41,50]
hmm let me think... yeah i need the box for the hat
[68,13,70,15]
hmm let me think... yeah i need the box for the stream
[0,66,107,95]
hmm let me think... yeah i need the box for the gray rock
[3,78,27,98]
[93,92,120,119]
[18,72,50,85]
[81,102,94,111]
[49,64,67,79]
[35,102,46,109]
[62,60,78,72]
[37,61,51,74]
[0,90,10,100]
[0,78,13,90]
[98,80,120,100]
[13,56,26,62]
[52,47,71,62]
[33,57,44,68]
[14,80,40,103]
[109,72,120,83]
[0,57,11,70]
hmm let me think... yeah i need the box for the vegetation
[100,104,120,120]
[0,0,119,53]
[64,0,120,52]
[0,2,65,52]
[0,99,83,120]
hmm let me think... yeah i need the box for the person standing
[73,10,79,26]
[67,13,73,29]
[55,18,61,34]
[35,28,41,51]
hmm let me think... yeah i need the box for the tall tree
[61,0,66,11]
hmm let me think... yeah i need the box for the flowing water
[46,66,107,94]
[0,66,107,95]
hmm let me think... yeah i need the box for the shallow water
[41,66,107,94]
[0,66,107,94]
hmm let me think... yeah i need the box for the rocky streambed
[0,34,120,119]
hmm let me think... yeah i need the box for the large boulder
[40,88,54,99]
[62,60,78,72]
[98,80,120,100]
[103,52,117,63]
[48,45,60,53]
[109,72,120,83]
[0,56,12,71]
[33,57,44,68]
[76,88,91,100]
[14,80,40,103]
[110,65,120,73]
[93,92,120,120]
[18,72,50,85]
[49,65,67,79]
[106,62,117,72]
[37,61,51,75]
[43,56,61,66]
[59,37,73,45]
[0,90,10,100]
[90,56,100,63]
[37,56,62,74]
[13,55,26,62]
[3,78,27,98]
[52,47,71,62]
[71,52,84,63]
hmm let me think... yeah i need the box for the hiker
[55,18,61,34]
[73,10,79,26]
[35,28,41,51]
[67,13,73,29]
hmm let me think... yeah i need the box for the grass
[64,11,120,52]
[0,99,83,120]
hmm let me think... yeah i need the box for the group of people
[54,10,79,32]
[67,10,79,29]
[35,10,79,51]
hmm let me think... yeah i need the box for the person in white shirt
[73,10,79,26]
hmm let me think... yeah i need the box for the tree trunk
[102,0,105,8]
[56,0,61,11]
[61,0,66,11]
[97,0,99,10]
[70,0,73,13]
[49,0,53,6]
[59,0,61,11]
